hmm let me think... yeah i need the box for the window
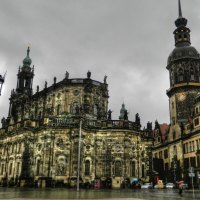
[190,68,195,81]
[171,71,174,85]
[11,145,14,154]
[197,140,199,150]
[194,141,197,151]
[9,163,13,175]
[38,111,42,119]
[195,107,199,114]
[114,161,122,177]
[159,151,162,159]
[164,150,168,159]
[190,157,196,167]
[173,146,177,156]
[188,142,191,152]
[1,164,4,175]
[184,143,188,154]
[16,162,20,175]
[85,160,90,176]
[36,160,41,176]
[57,104,61,115]
[18,143,21,153]
[178,68,184,82]
[71,102,79,114]
[165,163,169,172]
[142,164,145,178]
[194,118,199,126]
[173,131,176,140]
[184,158,189,169]
[191,141,195,152]
[131,161,136,176]
[197,156,200,167]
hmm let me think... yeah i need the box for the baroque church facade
[0,47,153,188]
[153,0,200,186]
[2,0,200,189]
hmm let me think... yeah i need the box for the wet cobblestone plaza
[0,188,200,200]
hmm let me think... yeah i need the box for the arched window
[36,160,41,175]
[173,131,176,140]
[142,164,145,178]
[85,160,90,176]
[190,67,195,81]
[173,145,177,156]
[16,162,20,175]
[9,163,13,175]
[131,161,136,177]
[71,102,79,114]
[1,164,4,175]
[178,68,184,82]
[57,104,61,115]
[184,34,187,39]
[114,160,122,177]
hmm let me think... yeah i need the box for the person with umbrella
[177,180,184,196]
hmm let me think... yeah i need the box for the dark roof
[167,46,200,65]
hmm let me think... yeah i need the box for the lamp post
[0,72,6,96]
[77,119,82,191]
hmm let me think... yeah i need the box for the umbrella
[177,180,184,185]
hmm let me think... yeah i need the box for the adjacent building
[153,0,200,186]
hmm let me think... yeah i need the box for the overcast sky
[0,0,200,128]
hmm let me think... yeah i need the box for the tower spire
[23,46,32,66]
[175,0,187,28]
[27,46,30,57]
[174,0,191,47]
[178,0,182,18]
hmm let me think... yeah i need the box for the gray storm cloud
[1,0,200,127]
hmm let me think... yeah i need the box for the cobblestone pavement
[0,188,199,200]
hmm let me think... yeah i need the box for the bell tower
[16,47,34,96]
[167,0,200,134]
[7,47,34,123]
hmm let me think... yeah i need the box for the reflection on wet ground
[0,188,199,200]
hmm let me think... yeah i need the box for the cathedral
[0,47,153,188]
[1,0,200,189]
[153,0,200,186]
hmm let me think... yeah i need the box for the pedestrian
[178,184,183,196]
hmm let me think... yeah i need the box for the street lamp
[77,119,82,191]
[0,72,6,96]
